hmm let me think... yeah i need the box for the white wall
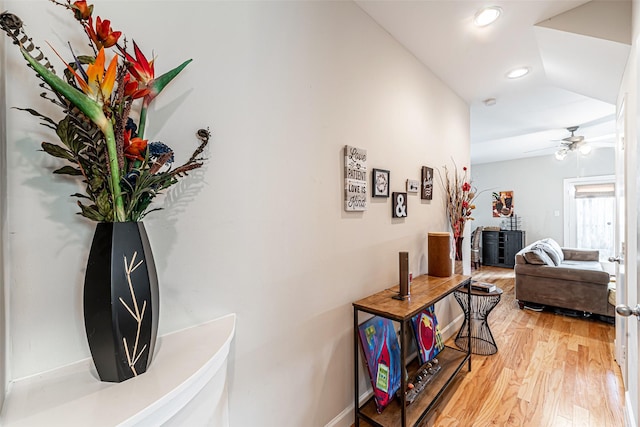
[3,1,469,425]
[471,148,615,246]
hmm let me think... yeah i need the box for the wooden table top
[353,274,471,321]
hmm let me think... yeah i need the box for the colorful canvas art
[358,316,402,413]
[492,190,514,217]
[411,306,445,364]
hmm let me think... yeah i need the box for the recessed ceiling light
[506,67,530,79]
[474,6,502,27]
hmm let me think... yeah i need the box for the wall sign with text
[344,145,367,212]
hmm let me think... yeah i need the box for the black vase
[84,222,159,383]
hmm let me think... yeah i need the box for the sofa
[514,238,614,317]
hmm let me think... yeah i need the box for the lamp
[555,149,568,160]
[579,143,592,155]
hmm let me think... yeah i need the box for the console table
[353,274,471,427]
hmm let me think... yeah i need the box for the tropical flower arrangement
[439,162,477,260]
[0,0,209,222]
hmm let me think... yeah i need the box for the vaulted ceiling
[355,0,631,164]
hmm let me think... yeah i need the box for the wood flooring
[356,266,625,427]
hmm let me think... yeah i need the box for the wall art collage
[344,145,434,217]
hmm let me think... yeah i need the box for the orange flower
[123,74,150,99]
[123,129,148,161]
[51,45,117,105]
[121,41,155,86]
[86,16,121,49]
[71,0,93,21]
[76,48,117,104]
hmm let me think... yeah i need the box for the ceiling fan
[554,126,590,160]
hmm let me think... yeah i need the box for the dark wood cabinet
[482,230,525,268]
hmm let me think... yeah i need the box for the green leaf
[89,171,104,189]
[70,193,91,200]
[96,191,112,217]
[53,166,82,176]
[137,207,163,221]
[77,55,95,65]
[55,116,86,153]
[14,107,57,127]
[77,202,105,222]
[150,59,193,97]
[41,142,74,160]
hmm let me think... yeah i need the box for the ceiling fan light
[579,143,592,155]
[555,150,568,161]
[474,6,502,27]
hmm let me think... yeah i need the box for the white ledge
[0,313,236,427]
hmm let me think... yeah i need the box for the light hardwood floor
[357,266,625,427]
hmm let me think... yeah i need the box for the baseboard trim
[324,389,372,427]
[440,312,465,342]
[325,313,465,427]
[625,391,637,427]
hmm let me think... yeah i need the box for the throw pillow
[532,242,561,266]
[541,238,564,263]
[523,248,555,266]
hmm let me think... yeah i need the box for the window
[564,177,615,262]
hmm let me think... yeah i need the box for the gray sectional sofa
[514,238,614,317]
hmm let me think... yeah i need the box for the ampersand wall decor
[392,192,408,218]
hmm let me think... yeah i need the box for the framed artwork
[392,192,408,218]
[421,166,433,200]
[372,168,390,198]
[410,305,444,364]
[406,179,419,193]
[358,316,401,413]
[492,190,514,217]
[344,145,367,212]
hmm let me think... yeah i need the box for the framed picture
[372,168,390,198]
[358,316,401,413]
[421,166,433,200]
[392,192,408,218]
[492,190,514,217]
[406,179,419,193]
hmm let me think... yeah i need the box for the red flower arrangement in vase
[440,163,477,261]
